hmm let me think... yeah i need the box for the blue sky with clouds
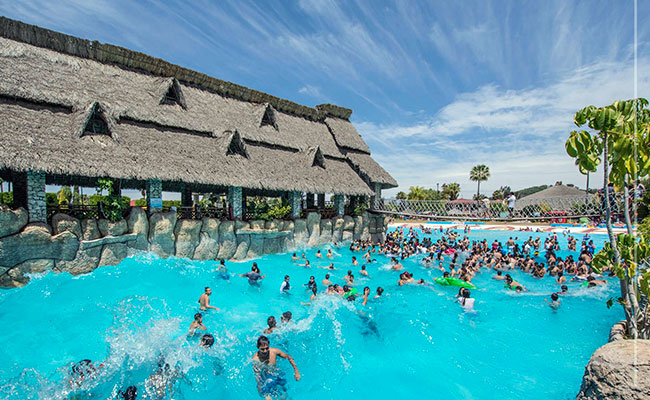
[1,0,648,197]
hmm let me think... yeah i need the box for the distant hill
[514,185,548,198]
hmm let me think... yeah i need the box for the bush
[263,204,291,220]
[0,192,13,205]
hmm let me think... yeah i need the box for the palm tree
[442,183,460,200]
[407,186,427,200]
[469,165,490,200]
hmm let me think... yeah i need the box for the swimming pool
[0,228,620,399]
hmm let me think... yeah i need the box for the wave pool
[0,228,620,399]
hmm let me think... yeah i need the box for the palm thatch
[0,17,397,196]
[345,150,398,189]
[323,117,371,154]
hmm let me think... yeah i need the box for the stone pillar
[306,193,315,209]
[15,171,47,223]
[373,183,382,209]
[146,179,163,213]
[228,186,242,219]
[334,194,345,216]
[288,191,301,219]
[181,183,192,206]
[317,193,325,209]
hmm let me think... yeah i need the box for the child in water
[544,293,561,310]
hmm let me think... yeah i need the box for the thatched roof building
[0,17,396,221]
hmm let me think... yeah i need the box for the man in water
[198,287,220,311]
[322,274,333,286]
[240,267,266,285]
[252,336,300,400]
[280,275,291,293]
[200,333,215,348]
[544,293,561,310]
[264,316,278,334]
[189,312,207,334]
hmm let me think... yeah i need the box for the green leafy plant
[566,98,650,339]
[95,178,128,222]
[262,204,291,220]
[469,164,490,199]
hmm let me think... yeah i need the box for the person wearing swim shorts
[252,336,300,400]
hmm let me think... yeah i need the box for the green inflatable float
[434,277,476,290]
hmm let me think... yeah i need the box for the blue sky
[1,0,648,198]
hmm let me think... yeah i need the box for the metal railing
[371,193,632,222]
[177,206,227,220]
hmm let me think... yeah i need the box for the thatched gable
[159,77,186,109]
[307,146,326,169]
[0,17,397,195]
[324,117,371,154]
[345,150,398,189]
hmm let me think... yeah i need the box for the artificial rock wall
[0,206,388,287]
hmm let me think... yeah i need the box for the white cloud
[358,58,650,197]
[298,84,326,99]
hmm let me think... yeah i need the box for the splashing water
[0,229,620,399]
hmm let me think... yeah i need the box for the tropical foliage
[95,178,129,222]
[514,184,549,198]
[469,165,490,199]
[441,183,461,200]
[566,98,650,339]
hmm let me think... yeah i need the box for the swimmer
[217,260,229,280]
[264,316,278,334]
[189,312,207,334]
[315,250,323,258]
[504,275,525,291]
[301,286,318,306]
[280,275,291,293]
[586,276,607,287]
[555,285,568,296]
[147,358,181,399]
[362,286,371,306]
[198,287,220,311]
[318,262,337,270]
[556,271,566,284]
[240,267,266,285]
[297,260,312,268]
[457,289,475,311]
[544,293,561,310]
[252,336,300,400]
[291,253,299,261]
[304,276,317,291]
[69,359,99,388]
[199,333,215,348]
[374,287,384,298]
[322,273,333,286]
[351,256,358,266]
[492,270,506,280]
[326,249,334,258]
[281,311,292,324]
[344,270,355,285]
[359,265,370,277]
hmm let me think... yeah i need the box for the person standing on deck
[507,193,516,218]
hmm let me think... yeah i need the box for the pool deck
[388,221,629,235]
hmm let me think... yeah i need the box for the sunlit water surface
[0,228,620,399]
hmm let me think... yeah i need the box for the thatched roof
[345,150,398,189]
[520,184,588,200]
[0,17,397,195]
[324,117,371,154]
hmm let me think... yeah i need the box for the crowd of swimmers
[66,224,608,399]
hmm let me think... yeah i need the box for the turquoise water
[0,229,620,399]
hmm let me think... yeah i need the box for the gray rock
[263,237,282,254]
[235,220,250,231]
[282,221,294,232]
[148,211,177,258]
[81,219,102,240]
[56,246,101,275]
[193,218,220,261]
[0,206,28,238]
[98,243,128,266]
[265,219,281,231]
[342,215,355,231]
[126,207,149,250]
[353,215,363,240]
[216,221,236,259]
[249,220,265,230]
[331,217,344,242]
[0,224,79,268]
[576,339,650,400]
[15,258,54,274]
[306,212,321,247]
[233,234,250,260]
[0,266,29,287]
[319,219,332,244]
[174,219,202,259]
[360,213,370,241]
[51,213,82,238]
[98,219,128,236]
[342,230,353,242]
[247,235,264,258]
[294,219,308,245]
